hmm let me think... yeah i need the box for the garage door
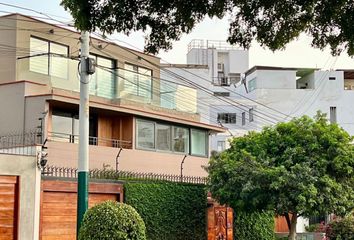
[40,180,123,240]
[0,176,18,240]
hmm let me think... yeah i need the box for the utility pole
[77,31,91,237]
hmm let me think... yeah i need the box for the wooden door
[0,176,19,240]
[208,205,233,240]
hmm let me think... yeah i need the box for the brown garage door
[0,176,18,240]
[40,180,123,240]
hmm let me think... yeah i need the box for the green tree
[208,113,354,240]
[61,0,354,55]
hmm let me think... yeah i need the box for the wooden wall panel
[40,180,123,240]
[0,176,18,240]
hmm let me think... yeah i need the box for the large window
[89,54,116,99]
[29,37,68,79]
[136,119,155,149]
[125,63,152,99]
[173,126,189,153]
[217,113,236,124]
[51,110,97,143]
[191,129,207,156]
[136,119,207,156]
[248,78,256,92]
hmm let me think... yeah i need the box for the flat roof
[337,69,354,79]
[161,64,209,69]
[245,65,319,77]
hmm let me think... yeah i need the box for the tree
[61,0,354,55]
[207,113,354,240]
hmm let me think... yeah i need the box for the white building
[162,39,354,154]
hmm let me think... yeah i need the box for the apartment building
[163,40,354,154]
[0,14,224,177]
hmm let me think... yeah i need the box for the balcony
[16,54,197,114]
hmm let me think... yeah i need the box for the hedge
[124,182,207,240]
[234,211,275,240]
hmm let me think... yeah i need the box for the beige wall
[0,16,17,83]
[0,152,41,240]
[46,141,209,177]
[0,83,25,135]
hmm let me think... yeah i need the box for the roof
[161,64,209,69]
[245,65,318,77]
[337,69,354,79]
[0,13,160,59]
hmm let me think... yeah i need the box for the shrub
[78,201,146,240]
[125,182,207,240]
[234,211,275,240]
[326,215,354,240]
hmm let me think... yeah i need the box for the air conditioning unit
[229,74,241,84]
[217,63,224,72]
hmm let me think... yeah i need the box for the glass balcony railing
[16,54,197,113]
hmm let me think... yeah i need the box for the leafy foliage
[326,215,354,240]
[234,211,275,240]
[124,182,207,240]
[208,113,354,238]
[61,0,354,55]
[78,201,146,240]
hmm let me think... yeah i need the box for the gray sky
[2,0,353,70]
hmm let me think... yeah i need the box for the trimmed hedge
[234,211,275,240]
[124,182,207,240]
[78,201,146,240]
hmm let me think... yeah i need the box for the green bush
[78,201,146,240]
[326,215,354,240]
[125,182,207,240]
[234,211,275,240]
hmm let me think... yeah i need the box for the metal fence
[0,131,42,156]
[43,165,207,185]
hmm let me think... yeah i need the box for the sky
[2,0,353,70]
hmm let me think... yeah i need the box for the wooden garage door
[40,180,123,240]
[0,176,18,240]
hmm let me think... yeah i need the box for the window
[248,78,256,92]
[191,129,208,156]
[330,107,337,123]
[249,108,254,122]
[89,55,116,99]
[135,119,207,156]
[242,112,246,125]
[125,63,152,99]
[136,119,155,149]
[217,113,236,124]
[217,141,225,152]
[29,37,68,78]
[213,92,230,97]
[51,110,97,143]
[156,124,171,151]
[173,127,189,153]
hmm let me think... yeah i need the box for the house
[0,14,224,177]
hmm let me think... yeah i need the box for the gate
[40,179,123,240]
[207,204,233,240]
[0,176,19,240]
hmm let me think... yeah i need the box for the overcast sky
[3,0,353,70]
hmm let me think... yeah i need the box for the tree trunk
[288,213,297,240]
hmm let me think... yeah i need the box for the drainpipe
[180,155,187,181]
[115,148,123,171]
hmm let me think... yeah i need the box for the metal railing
[43,165,207,184]
[188,39,240,51]
[0,131,42,156]
[48,132,132,149]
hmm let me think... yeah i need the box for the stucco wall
[0,152,41,240]
[46,141,209,177]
